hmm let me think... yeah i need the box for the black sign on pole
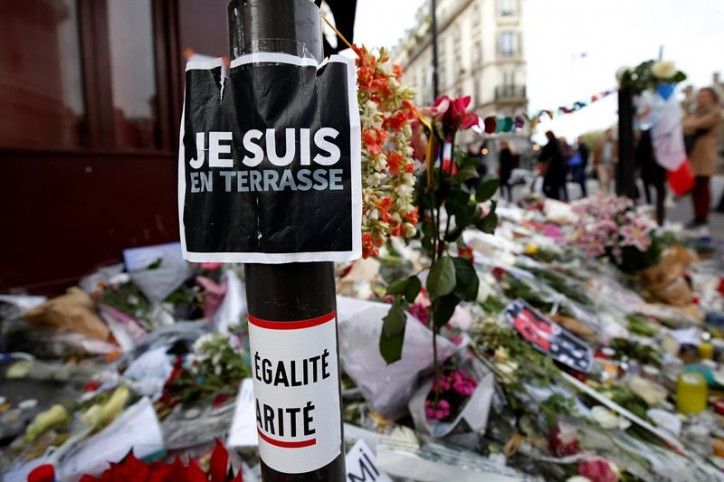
[178,0,356,480]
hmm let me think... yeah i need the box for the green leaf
[444,225,465,242]
[379,299,408,364]
[431,294,460,330]
[452,257,479,301]
[387,278,409,296]
[446,188,477,228]
[404,276,422,303]
[453,166,479,183]
[387,276,421,303]
[476,200,498,234]
[426,256,456,299]
[672,71,687,83]
[476,178,500,202]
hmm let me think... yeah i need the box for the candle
[699,341,714,360]
[676,371,708,414]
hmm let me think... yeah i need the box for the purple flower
[432,375,452,392]
[425,399,451,420]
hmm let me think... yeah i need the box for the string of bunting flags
[477,88,617,134]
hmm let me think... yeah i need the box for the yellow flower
[524,242,539,255]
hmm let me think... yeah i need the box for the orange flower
[387,151,403,174]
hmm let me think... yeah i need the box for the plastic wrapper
[78,264,124,294]
[0,294,47,317]
[98,304,148,352]
[128,254,192,303]
[408,356,494,438]
[213,269,246,334]
[376,440,537,482]
[589,276,702,327]
[542,199,578,225]
[162,402,236,450]
[122,346,173,401]
[337,296,460,417]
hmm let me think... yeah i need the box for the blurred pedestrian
[636,129,666,225]
[683,87,721,227]
[498,140,516,202]
[464,142,486,192]
[540,130,564,200]
[558,137,572,201]
[570,137,589,198]
[593,128,617,193]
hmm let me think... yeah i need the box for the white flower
[566,477,592,482]
[590,406,631,430]
[652,61,677,80]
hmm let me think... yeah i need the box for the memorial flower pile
[355,45,419,257]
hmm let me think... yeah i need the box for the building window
[0,0,173,152]
[498,31,518,58]
[497,0,516,17]
[107,0,159,150]
[0,1,86,148]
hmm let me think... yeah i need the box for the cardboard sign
[345,440,392,482]
[248,311,342,473]
[503,299,593,372]
[178,53,361,263]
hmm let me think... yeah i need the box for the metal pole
[430,0,439,99]
[616,86,636,199]
[228,1,345,481]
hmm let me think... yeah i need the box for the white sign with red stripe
[248,311,342,473]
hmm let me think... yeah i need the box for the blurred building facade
[394,0,527,121]
[0,0,231,292]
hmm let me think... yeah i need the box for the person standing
[683,87,721,227]
[636,129,666,225]
[570,137,589,198]
[558,137,572,201]
[540,131,564,200]
[593,128,617,193]
[498,140,516,202]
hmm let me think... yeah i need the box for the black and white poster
[178,53,361,263]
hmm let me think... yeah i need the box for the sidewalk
[667,175,724,241]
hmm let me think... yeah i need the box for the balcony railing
[495,85,526,101]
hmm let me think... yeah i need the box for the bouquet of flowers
[570,194,661,274]
[424,363,478,423]
[159,332,249,411]
[355,45,419,257]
